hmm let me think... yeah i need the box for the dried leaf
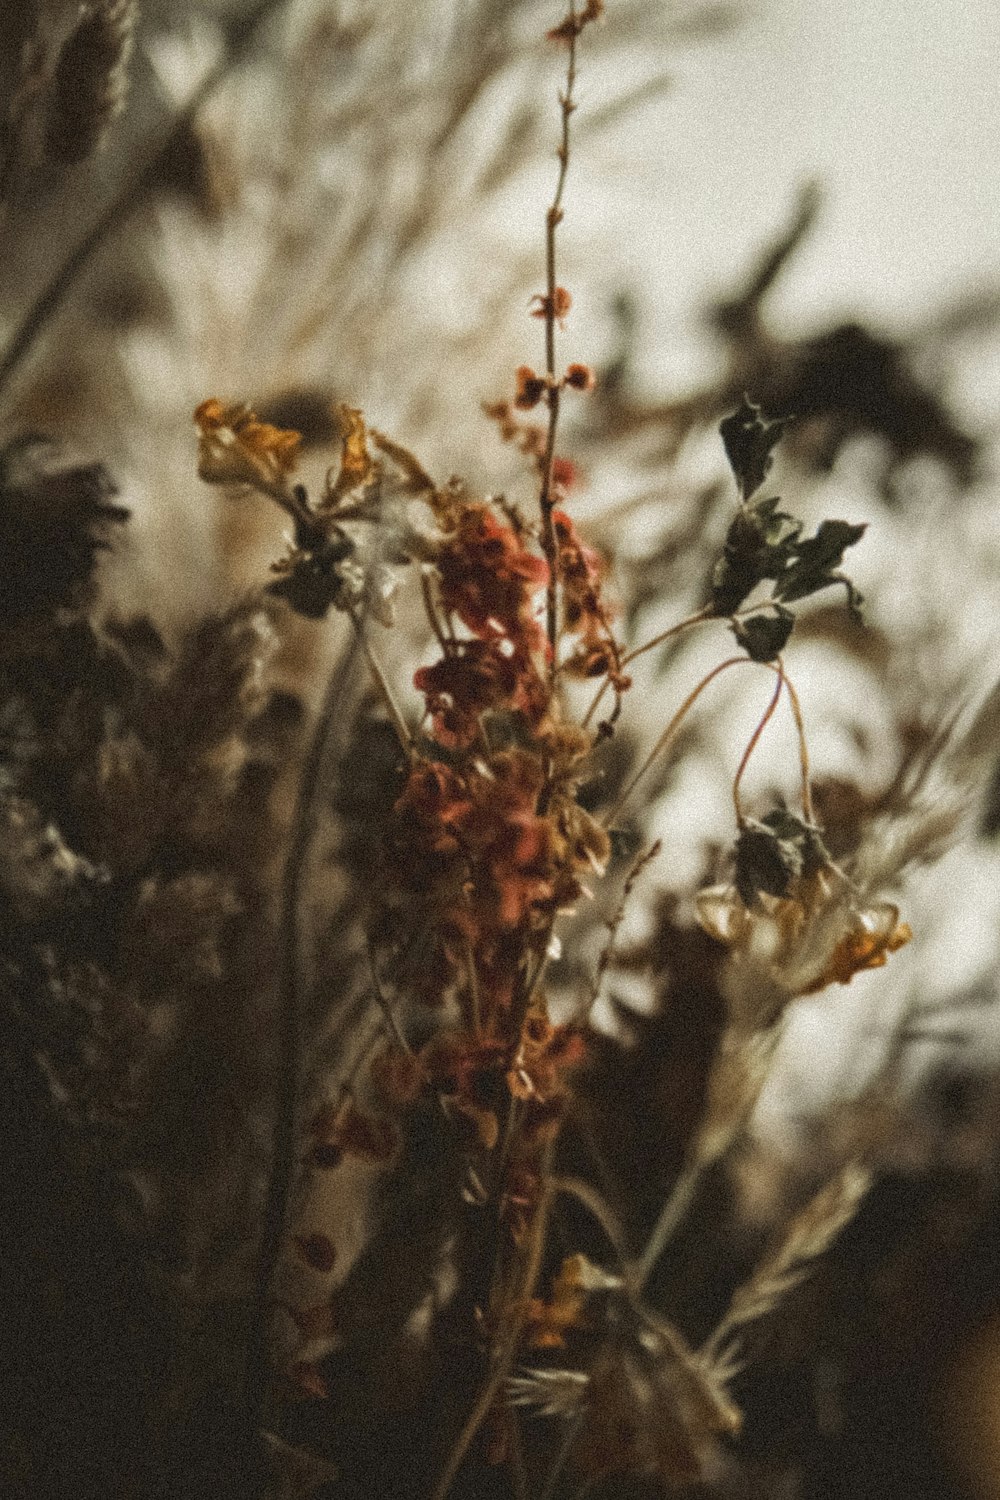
[719,397,787,501]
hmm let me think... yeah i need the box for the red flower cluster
[394,749,556,954]
[414,639,541,750]
[415,499,551,747]
[436,501,549,647]
[553,507,626,683]
[391,747,608,1023]
[530,286,573,326]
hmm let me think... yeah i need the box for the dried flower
[531,286,573,326]
[435,501,549,652]
[697,872,912,1001]
[508,1366,590,1419]
[564,361,596,391]
[514,366,548,410]
[45,0,136,165]
[194,399,301,503]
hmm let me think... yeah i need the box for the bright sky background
[579,0,1000,389]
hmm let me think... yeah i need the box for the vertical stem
[346,602,415,757]
[779,662,815,822]
[431,1153,556,1500]
[242,635,359,1463]
[538,0,579,676]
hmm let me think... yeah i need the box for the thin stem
[588,838,662,1013]
[509,1411,530,1500]
[732,671,784,825]
[581,605,714,730]
[780,661,814,822]
[243,631,360,1460]
[538,1,580,676]
[0,0,291,402]
[366,946,412,1055]
[539,1409,587,1500]
[621,604,716,668]
[630,1150,711,1296]
[346,603,415,757]
[420,565,451,649]
[431,1156,556,1500]
[465,935,483,1037]
[550,1174,629,1269]
[602,655,750,828]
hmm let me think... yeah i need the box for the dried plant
[2,3,1000,1500]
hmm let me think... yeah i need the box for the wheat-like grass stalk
[45,0,138,166]
[700,1161,872,1380]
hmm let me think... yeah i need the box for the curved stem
[581,606,713,730]
[602,655,749,828]
[779,661,814,822]
[621,604,716,668]
[732,671,784,824]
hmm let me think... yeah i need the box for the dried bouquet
[2,3,999,1499]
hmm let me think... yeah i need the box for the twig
[538,0,582,675]
[346,602,415,757]
[431,1154,556,1500]
[580,605,713,729]
[0,0,291,403]
[588,838,662,1011]
[621,604,716,668]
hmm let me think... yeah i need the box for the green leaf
[719,397,788,501]
[774,519,866,610]
[267,533,355,620]
[731,605,795,662]
[734,821,801,904]
[733,808,830,906]
[710,498,800,615]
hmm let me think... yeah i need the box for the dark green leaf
[734,821,801,905]
[719,397,788,501]
[267,534,355,620]
[731,606,795,662]
[734,808,830,906]
[710,498,800,615]
[774,519,866,609]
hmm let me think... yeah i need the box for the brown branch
[538,1,581,676]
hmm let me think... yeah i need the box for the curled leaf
[731,606,794,662]
[719,397,787,501]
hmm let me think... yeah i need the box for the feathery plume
[45,0,137,166]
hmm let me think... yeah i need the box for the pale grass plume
[701,1161,873,1380]
[45,0,137,165]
